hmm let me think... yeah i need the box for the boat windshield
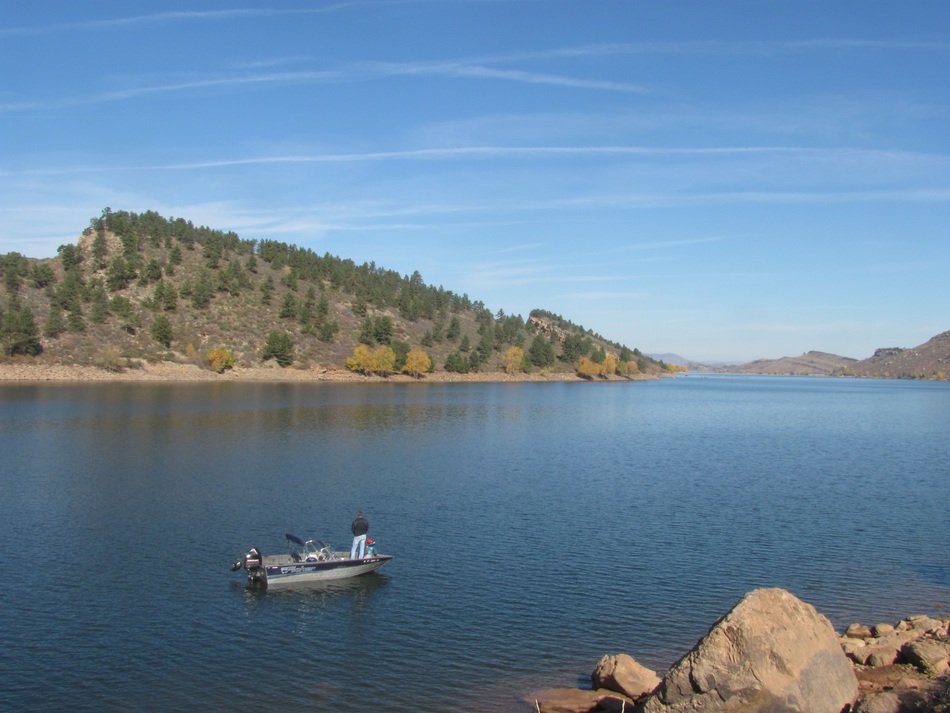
[303,539,332,557]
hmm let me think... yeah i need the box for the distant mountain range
[675,331,950,380]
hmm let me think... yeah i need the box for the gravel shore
[0,361,610,384]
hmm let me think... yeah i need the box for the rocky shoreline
[0,360,657,384]
[528,588,949,713]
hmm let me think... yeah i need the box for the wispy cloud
[9,144,937,172]
[367,60,647,93]
[0,3,419,37]
[490,39,950,61]
[0,60,642,114]
[0,70,345,113]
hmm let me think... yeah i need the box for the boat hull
[253,555,393,587]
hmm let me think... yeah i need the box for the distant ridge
[722,351,857,376]
[721,333,950,380]
[842,330,950,380]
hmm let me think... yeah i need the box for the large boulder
[642,588,857,713]
[591,653,661,701]
[899,638,950,675]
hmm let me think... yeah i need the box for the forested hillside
[0,209,668,378]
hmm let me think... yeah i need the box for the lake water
[1,375,948,712]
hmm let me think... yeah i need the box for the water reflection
[236,573,391,617]
[2,378,948,713]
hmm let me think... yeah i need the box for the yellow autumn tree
[601,353,618,377]
[576,356,601,379]
[346,344,396,375]
[402,347,432,378]
[207,346,235,373]
[617,359,640,377]
[345,344,373,374]
[502,346,525,374]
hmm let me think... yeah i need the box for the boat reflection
[233,570,391,618]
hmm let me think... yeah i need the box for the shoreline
[0,361,657,385]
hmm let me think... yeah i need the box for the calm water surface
[2,376,948,711]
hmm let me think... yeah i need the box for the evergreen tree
[279,292,298,319]
[444,352,469,373]
[316,293,329,321]
[391,340,410,371]
[57,244,82,272]
[446,316,461,341]
[169,244,183,267]
[160,281,178,311]
[92,230,109,269]
[192,269,214,308]
[260,276,274,305]
[219,259,247,295]
[106,255,134,291]
[262,330,294,366]
[43,301,66,337]
[31,263,55,289]
[561,333,591,363]
[1,301,41,356]
[109,295,133,321]
[318,320,338,343]
[373,315,394,344]
[66,302,86,333]
[359,317,376,345]
[141,258,162,283]
[528,334,556,368]
[89,284,109,323]
[150,314,173,347]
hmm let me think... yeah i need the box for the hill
[841,331,950,380]
[0,208,668,380]
[722,333,950,380]
[722,351,858,376]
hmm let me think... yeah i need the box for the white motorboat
[230,533,392,588]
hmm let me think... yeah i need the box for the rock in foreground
[642,588,857,713]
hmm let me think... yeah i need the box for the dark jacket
[351,516,369,536]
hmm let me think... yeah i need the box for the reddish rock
[642,588,857,713]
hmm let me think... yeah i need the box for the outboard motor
[230,547,264,572]
[244,547,263,569]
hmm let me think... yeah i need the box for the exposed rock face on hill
[722,331,950,380]
[842,330,950,380]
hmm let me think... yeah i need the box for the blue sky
[1,1,948,362]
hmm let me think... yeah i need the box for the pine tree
[279,292,298,319]
[150,314,173,348]
[262,331,294,366]
[261,276,274,305]
[90,284,109,323]
[43,301,66,337]
[318,320,338,343]
[192,269,213,308]
[1,302,42,356]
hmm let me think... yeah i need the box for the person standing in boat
[350,511,369,559]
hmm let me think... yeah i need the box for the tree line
[1,208,663,377]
